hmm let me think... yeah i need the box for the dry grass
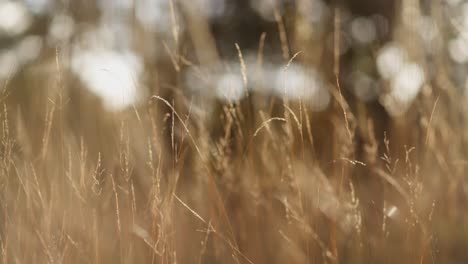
[1,1,467,263]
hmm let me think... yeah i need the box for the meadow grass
[0,1,467,263]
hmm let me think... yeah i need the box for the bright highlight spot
[71,49,143,111]
[377,43,407,80]
[216,73,245,102]
[274,64,330,110]
[0,1,32,36]
[390,63,425,105]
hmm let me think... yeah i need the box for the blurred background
[1,0,468,263]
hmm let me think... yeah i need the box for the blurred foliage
[1,0,468,263]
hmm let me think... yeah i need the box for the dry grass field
[0,0,468,263]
